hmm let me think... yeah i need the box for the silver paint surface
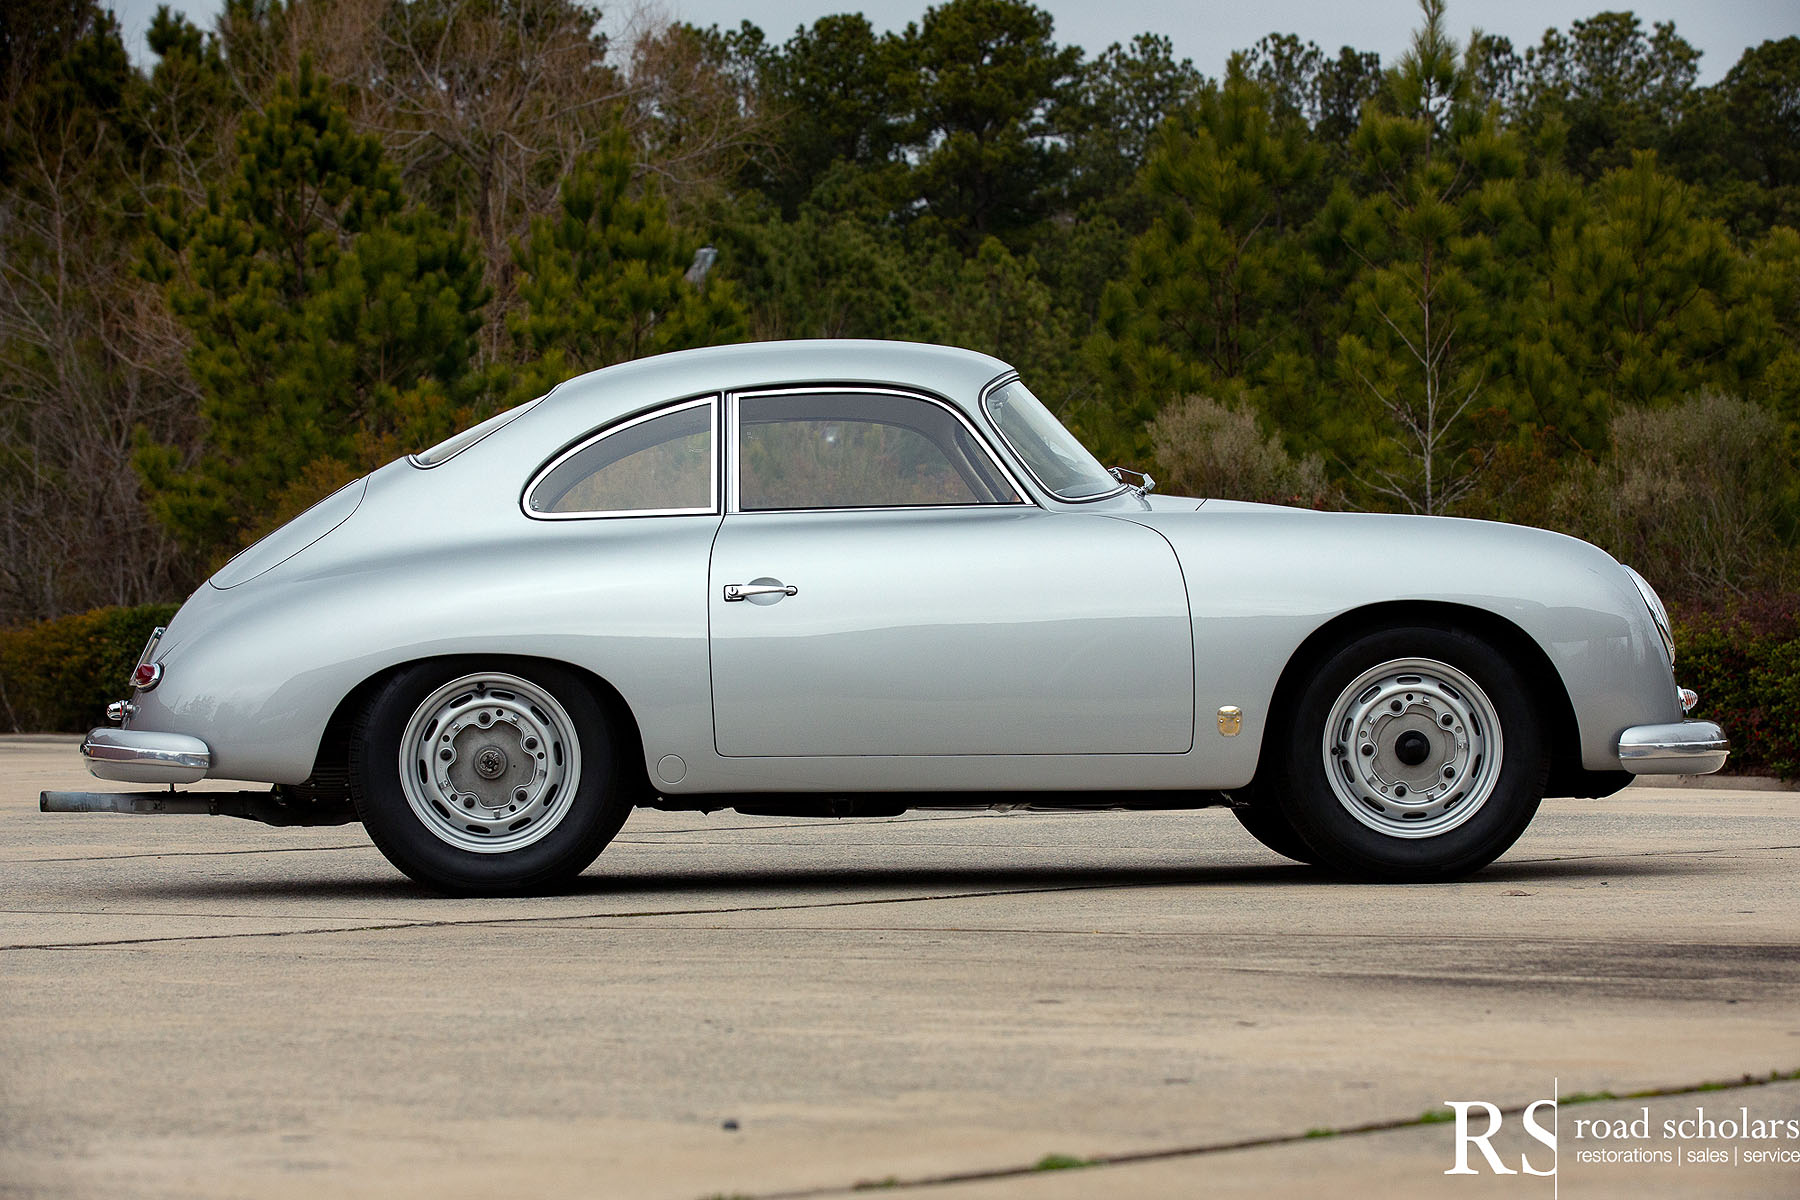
[708,507,1193,756]
[109,340,1697,795]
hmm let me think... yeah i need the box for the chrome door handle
[723,582,798,602]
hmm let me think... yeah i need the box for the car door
[707,387,1195,758]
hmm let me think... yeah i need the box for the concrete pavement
[2,735,1797,1198]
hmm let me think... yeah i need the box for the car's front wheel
[1271,625,1548,881]
[349,660,632,894]
[1230,792,1318,865]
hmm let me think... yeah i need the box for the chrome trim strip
[1623,565,1675,666]
[1617,720,1730,775]
[728,388,740,515]
[522,394,720,521]
[129,626,165,692]
[727,384,1033,515]
[410,395,544,469]
[978,372,1129,504]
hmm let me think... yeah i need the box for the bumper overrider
[82,727,211,785]
[1616,719,1729,776]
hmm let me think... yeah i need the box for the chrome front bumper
[1618,720,1730,776]
[82,727,211,784]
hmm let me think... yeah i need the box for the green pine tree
[1084,65,1325,465]
[136,59,489,560]
[714,174,943,343]
[902,0,1084,249]
[1541,152,1747,449]
[507,128,747,401]
[1332,0,1523,514]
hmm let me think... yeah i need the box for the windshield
[982,378,1122,500]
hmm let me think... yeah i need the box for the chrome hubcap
[1321,657,1503,839]
[399,673,581,854]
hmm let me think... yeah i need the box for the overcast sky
[105,0,1799,84]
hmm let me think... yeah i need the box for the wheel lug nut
[1360,744,1375,757]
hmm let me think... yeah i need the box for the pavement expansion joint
[2,842,369,864]
[742,1069,1800,1199]
[0,879,1158,952]
[1510,843,1800,864]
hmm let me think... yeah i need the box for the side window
[737,392,1021,512]
[527,397,716,516]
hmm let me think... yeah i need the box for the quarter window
[527,398,716,516]
[737,392,1021,511]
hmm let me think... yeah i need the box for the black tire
[349,658,633,895]
[1269,624,1548,882]
[1229,791,1318,865]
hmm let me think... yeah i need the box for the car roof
[534,340,1017,426]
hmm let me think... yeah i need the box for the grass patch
[1621,1067,1800,1099]
[1032,1154,1096,1171]
[1558,1069,1800,1109]
[1558,1090,1619,1105]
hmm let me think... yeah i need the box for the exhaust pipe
[41,790,358,826]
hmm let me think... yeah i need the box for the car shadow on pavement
[564,854,1712,896]
[102,854,1714,904]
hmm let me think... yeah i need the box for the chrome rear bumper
[1618,720,1730,776]
[82,728,211,784]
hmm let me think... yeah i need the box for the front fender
[1117,504,1678,784]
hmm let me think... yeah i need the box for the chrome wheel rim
[398,673,581,854]
[1321,657,1502,839]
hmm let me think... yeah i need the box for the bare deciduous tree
[1,101,195,623]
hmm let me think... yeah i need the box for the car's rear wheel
[1271,625,1548,881]
[349,659,632,895]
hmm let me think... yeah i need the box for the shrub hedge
[0,600,1795,781]
[1673,601,1800,781]
[0,604,181,733]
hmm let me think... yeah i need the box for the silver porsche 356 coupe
[45,340,1728,893]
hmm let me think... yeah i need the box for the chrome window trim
[522,394,720,521]
[978,372,1129,503]
[726,384,1033,516]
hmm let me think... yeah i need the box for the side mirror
[1109,466,1157,496]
